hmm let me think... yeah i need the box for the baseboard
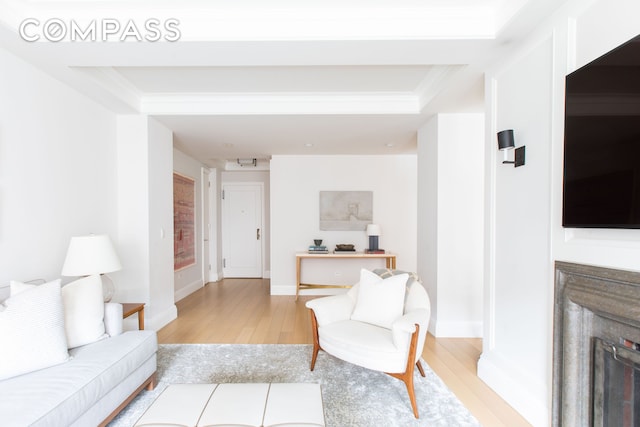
[428,317,483,338]
[478,349,549,426]
[144,304,178,331]
[174,279,203,302]
[270,284,294,295]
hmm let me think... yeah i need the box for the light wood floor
[158,278,531,427]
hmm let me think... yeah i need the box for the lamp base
[368,236,379,252]
[101,274,115,302]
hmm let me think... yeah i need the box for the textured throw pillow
[0,279,69,380]
[61,275,106,348]
[351,269,408,329]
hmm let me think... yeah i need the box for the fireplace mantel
[553,261,640,426]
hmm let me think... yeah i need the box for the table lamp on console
[366,224,382,253]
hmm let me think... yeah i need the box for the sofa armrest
[305,294,355,327]
[391,309,430,352]
[104,303,123,337]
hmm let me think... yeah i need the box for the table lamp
[366,224,381,251]
[62,234,122,302]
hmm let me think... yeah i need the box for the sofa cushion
[351,269,408,329]
[0,280,69,381]
[0,330,157,427]
[62,275,107,348]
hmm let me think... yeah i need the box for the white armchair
[305,269,431,418]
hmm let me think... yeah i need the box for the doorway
[221,183,264,278]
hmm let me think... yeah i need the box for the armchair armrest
[305,294,355,327]
[104,302,123,337]
[391,308,430,352]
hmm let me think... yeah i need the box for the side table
[122,303,145,330]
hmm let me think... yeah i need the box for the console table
[295,252,396,300]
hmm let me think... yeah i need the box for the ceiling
[0,0,566,167]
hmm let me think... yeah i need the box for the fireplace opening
[593,338,640,427]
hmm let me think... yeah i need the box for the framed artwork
[173,172,196,271]
[319,191,373,231]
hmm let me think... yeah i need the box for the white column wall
[116,115,176,331]
[417,113,484,338]
[417,117,439,323]
[147,119,177,329]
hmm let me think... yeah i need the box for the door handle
[257,228,261,240]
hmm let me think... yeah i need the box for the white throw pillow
[351,269,408,329]
[61,275,107,348]
[9,280,37,296]
[0,280,69,380]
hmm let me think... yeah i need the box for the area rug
[108,344,481,427]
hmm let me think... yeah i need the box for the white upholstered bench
[134,383,325,427]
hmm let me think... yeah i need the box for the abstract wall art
[173,172,196,271]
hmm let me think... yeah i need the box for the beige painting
[319,191,373,231]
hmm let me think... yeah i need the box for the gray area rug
[109,344,481,427]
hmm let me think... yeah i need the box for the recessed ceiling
[112,65,437,93]
[0,0,567,167]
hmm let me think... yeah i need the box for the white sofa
[0,281,158,427]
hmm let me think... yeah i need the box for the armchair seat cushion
[319,320,408,373]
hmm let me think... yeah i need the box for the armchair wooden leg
[386,324,421,418]
[416,360,426,377]
[309,309,321,371]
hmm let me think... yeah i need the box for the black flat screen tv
[562,34,640,228]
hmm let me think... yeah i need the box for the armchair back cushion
[350,269,408,329]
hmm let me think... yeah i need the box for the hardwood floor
[157,278,531,426]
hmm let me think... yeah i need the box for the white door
[222,183,263,278]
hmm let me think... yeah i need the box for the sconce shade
[497,129,515,151]
[366,224,381,236]
[62,234,122,276]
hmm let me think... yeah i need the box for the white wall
[480,1,640,425]
[270,155,417,295]
[173,149,206,300]
[0,45,117,284]
[116,115,176,331]
[147,119,177,329]
[0,44,177,332]
[417,113,484,338]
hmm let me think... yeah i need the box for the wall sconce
[497,129,525,167]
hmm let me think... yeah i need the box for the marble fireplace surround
[553,261,640,426]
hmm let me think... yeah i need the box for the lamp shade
[61,234,122,276]
[497,129,515,151]
[366,224,381,236]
